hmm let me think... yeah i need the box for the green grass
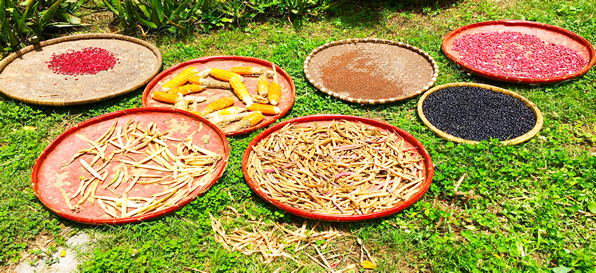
[1,0,596,272]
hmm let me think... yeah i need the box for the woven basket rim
[417,82,544,145]
[303,38,439,105]
[0,33,162,106]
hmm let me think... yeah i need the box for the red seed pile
[452,31,586,79]
[47,47,118,76]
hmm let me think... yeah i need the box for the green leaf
[1,19,19,47]
[102,0,119,14]
[149,0,164,27]
[124,0,136,22]
[169,0,190,21]
[41,0,65,26]
[126,0,157,29]
[136,2,151,18]
[552,266,573,273]
[588,201,596,214]
[152,0,164,19]
[58,11,81,24]
[0,0,5,22]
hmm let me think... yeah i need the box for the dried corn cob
[189,100,199,112]
[161,66,198,91]
[204,106,246,120]
[256,74,269,97]
[223,112,264,133]
[169,84,204,96]
[188,76,231,89]
[200,97,235,116]
[152,91,177,104]
[252,94,269,104]
[231,67,274,77]
[174,95,189,111]
[196,68,211,78]
[247,103,280,115]
[229,76,253,106]
[210,68,242,82]
[210,112,253,127]
[268,65,281,106]
[185,95,207,103]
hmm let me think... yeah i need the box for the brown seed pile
[246,120,425,215]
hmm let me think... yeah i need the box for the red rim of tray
[32,107,230,225]
[442,20,596,84]
[242,115,434,222]
[142,56,296,136]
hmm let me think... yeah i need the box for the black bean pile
[422,86,536,141]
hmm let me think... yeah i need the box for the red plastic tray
[241,115,434,222]
[32,108,229,225]
[442,20,596,84]
[142,56,296,136]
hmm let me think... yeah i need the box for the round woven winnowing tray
[304,38,439,104]
[417,83,544,145]
[0,33,162,106]
[442,20,596,84]
[32,108,229,225]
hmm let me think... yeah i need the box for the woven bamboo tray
[242,115,434,222]
[0,33,162,106]
[442,20,596,84]
[143,56,295,136]
[32,108,229,225]
[417,83,543,145]
[304,38,439,104]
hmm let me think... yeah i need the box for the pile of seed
[422,86,536,141]
[452,31,586,78]
[47,47,118,76]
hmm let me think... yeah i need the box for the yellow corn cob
[268,82,281,106]
[230,67,274,77]
[268,65,281,106]
[188,76,231,89]
[168,84,204,96]
[229,76,253,106]
[209,68,242,82]
[223,112,264,133]
[200,97,235,116]
[152,91,178,104]
[247,103,280,115]
[204,106,246,120]
[162,66,198,91]
[230,67,253,75]
[256,74,269,97]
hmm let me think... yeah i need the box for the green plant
[0,0,86,51]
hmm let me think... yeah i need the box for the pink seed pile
[452,31,586,79]
[47,47,119,76]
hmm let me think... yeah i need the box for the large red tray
[442,20,596,84]
[142,56,295,136]
[242,115,434,222]
[32,108,229,225]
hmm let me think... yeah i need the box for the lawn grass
[1,0,595,272]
